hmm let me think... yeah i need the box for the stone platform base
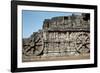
[22,54,90,62]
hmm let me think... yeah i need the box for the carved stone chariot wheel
[23,34,43,56]
[75,32,90,54]
[23,41,43,56]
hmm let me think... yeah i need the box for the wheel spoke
[77,44,83,51]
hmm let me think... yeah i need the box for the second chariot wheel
[75,32,90,54]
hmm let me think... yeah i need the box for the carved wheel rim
[75,33,90,54]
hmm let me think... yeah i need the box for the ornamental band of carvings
[22,13,90,61]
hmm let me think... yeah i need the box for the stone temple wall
[22,13,90,62]
[43,31,90,56]
[43,13,90,30]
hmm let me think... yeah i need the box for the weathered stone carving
[22,13,90,62]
